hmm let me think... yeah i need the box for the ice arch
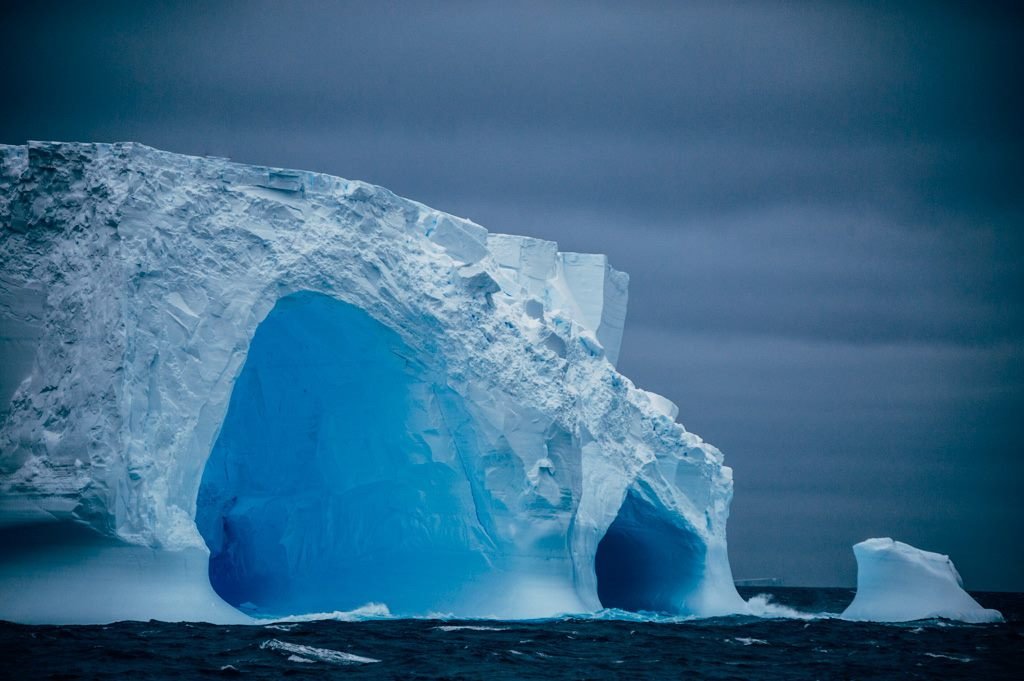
[0,142,747,623]
[594,491,705,613]
[195,292,490,616]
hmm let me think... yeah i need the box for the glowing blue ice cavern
[196,292,490,616]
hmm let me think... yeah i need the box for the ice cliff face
[0,142,742,622]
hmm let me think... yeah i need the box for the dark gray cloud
[2,1,1022,589]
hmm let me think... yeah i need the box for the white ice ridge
[841,538,1003,624]
[0,142,744,623]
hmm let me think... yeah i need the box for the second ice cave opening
[594,491,704,613]
[195,292,489,617]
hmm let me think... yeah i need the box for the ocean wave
[260,639,380,665]
[744,593,831,620]
[267,602,393,623]
[923,652,972,663]
[732,637,769,646]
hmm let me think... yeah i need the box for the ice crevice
[0,142,744,622]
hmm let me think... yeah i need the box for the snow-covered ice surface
[0,142,743,623]
[841,538,1003,623]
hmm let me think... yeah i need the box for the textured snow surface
[0,142,742,622]
[841,538,1003,623]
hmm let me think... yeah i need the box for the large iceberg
[0,142,743,623]
[841,538,1002,623]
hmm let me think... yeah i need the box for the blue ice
[196,292,488,616]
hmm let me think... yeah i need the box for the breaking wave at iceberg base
[744,593,833,620]
[247,588,1011,626]
[557,593,835,623]
[264,602,394,623]
[254,594,830,625]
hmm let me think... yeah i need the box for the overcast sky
[3,1,1022,589]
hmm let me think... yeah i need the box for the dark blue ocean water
[1,588,1021,680]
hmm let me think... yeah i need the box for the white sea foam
[268,602,392,623]
[732,637,768,646]
[745,594,828,620]
[563,608,694,623]
[260,639,380,665]
[254,596,837,626]
[923,652,972,663]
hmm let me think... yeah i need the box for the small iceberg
[841,538,1002,623]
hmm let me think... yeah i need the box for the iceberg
[0,141,744,623]
[841,538,1002,623]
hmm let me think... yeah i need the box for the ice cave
[595,491,704,613]
[196,291,490,615]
